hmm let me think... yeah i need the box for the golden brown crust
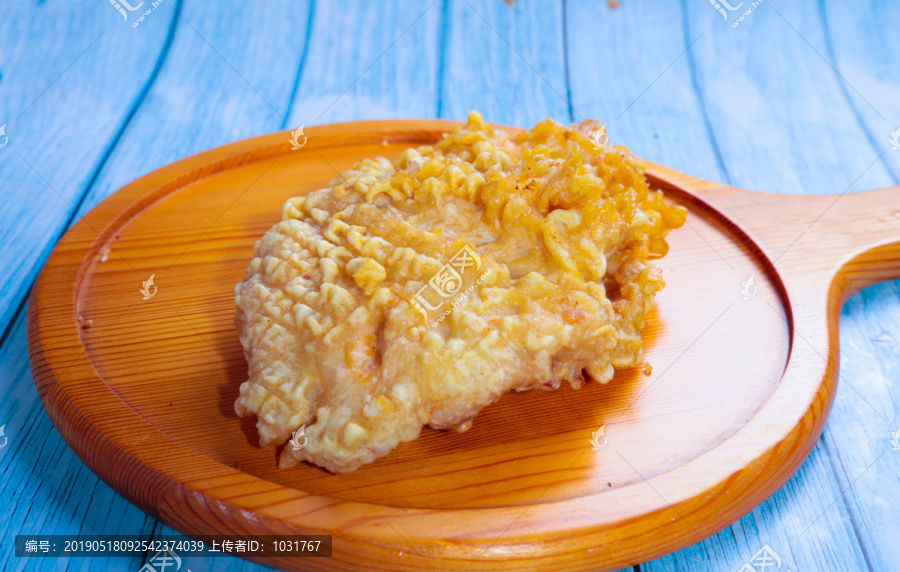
[234,112,685,473]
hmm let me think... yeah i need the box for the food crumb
[455,419,473,433]
[642,362,652,376]
[82,319,93,329]
[607,0,619,8]
[99,244,111,262]
[607,482,612,487]
[380,139,389,147]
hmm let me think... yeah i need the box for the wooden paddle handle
[647,165,900,302]
[812,186,900,299]
[742,186,900,302]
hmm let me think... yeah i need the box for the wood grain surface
[4,2,900,572]
[25,119,900,570]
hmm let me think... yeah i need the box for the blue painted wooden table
[1,1,899,570]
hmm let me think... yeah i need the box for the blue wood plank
[832,289,900,571]
[0,3,179,570]
[821,0,900,178]
[0,1,176,335]
[439,0,571,126]
[1,1,313,570]
[566,2,813,569]
[640,0,899,570]
[284,0,442,127]
[73,1,314,218]
[681,0,893,196]
[567,0,729,185]
[0,314,160,571]
[811,3,900,570]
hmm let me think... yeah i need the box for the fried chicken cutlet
[234,112,685,473]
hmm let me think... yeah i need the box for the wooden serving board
[27,120,900,571]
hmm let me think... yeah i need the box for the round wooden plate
[27,120,900,571]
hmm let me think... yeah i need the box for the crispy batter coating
[234,112,685,473]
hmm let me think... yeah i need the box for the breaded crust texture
[234,112,685,473]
